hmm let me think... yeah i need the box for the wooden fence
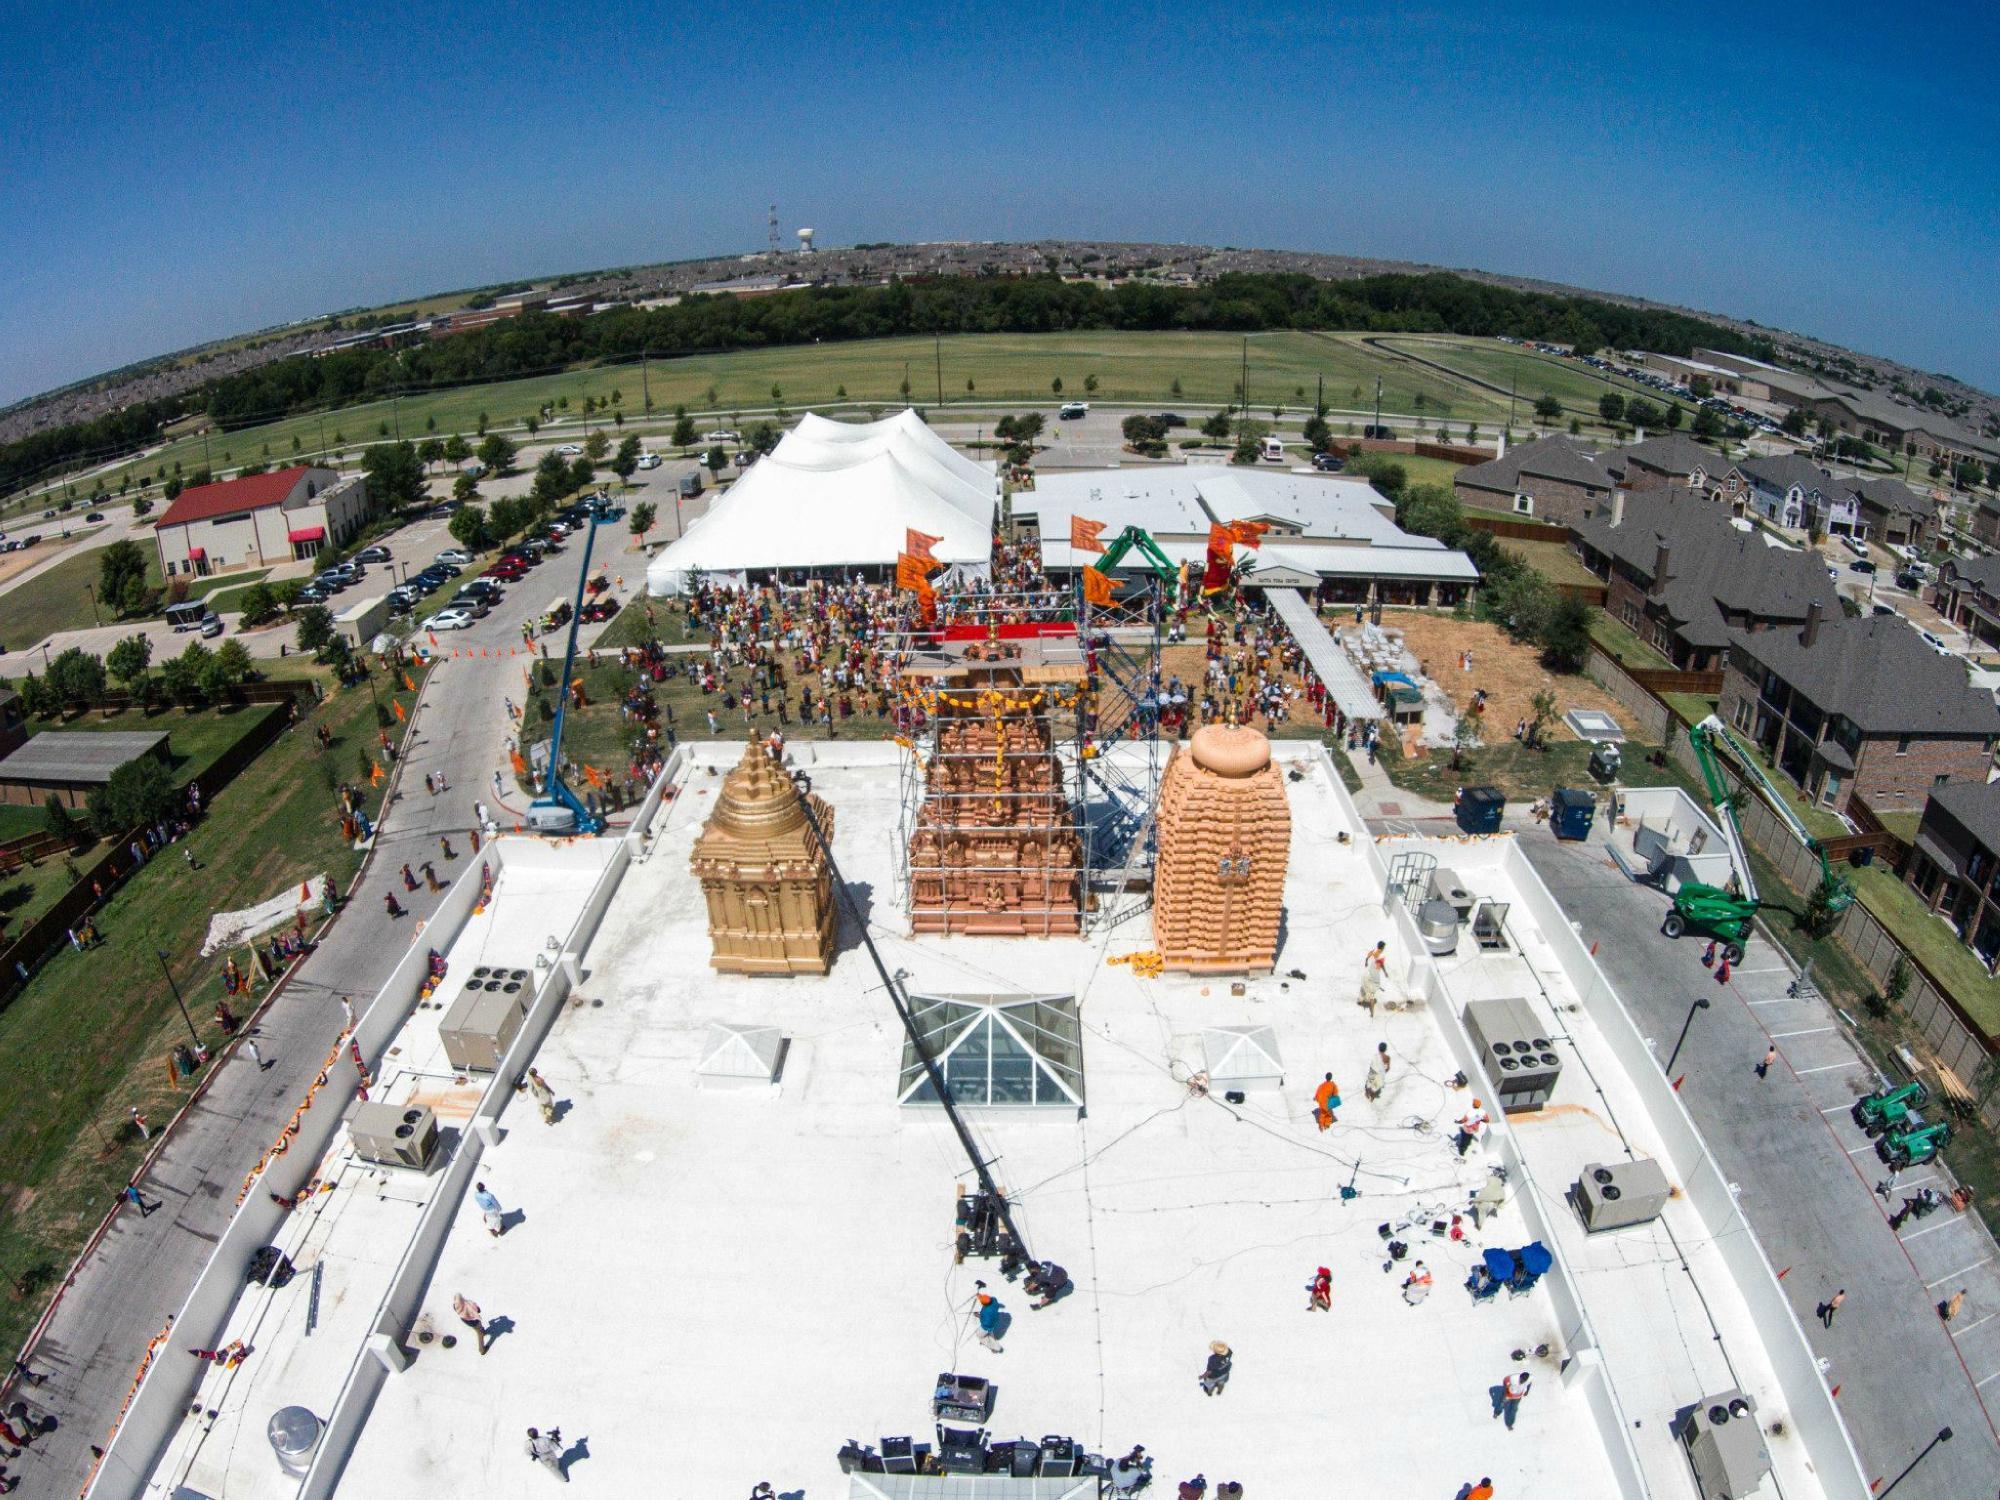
[1463,514,1570,544]
[0,828,77,875]
[1625,665,1725,696]
[1349,438,1494,464]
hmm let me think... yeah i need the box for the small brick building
[1902,779,2000,970]
[1719,607,2000,816]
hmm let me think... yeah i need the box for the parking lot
[1520,829,2000,1498]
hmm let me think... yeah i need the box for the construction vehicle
[524,513,608,836]
[1657,717,1855,962]
[1088,525,1179,588]
[1877,1117,1952,1170]
[1853,1080,1929,1136]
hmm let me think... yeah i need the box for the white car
[423,608,477,631]
[703,429,739,445]
[435,548,472,565]
[555,443,584,457]
[636,453,662,470]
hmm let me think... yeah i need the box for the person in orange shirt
[1461,1480,1495,1500]
[1313,1073,1341,1130]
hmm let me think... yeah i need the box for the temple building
[690,741,838,974]
[1153,725,1291,972]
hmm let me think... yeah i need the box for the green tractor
[1877,1117,1952,1170]
[1852,1081,1929,1136]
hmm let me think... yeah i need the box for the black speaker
[881,1435,915,1474]
[937,1426,986,1474]
[1010,1440,1041,1477]
[1039,1435,1079,1476]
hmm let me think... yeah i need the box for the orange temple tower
[1152,725,1291,973]
[691,741,838,975]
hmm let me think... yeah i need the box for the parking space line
[1976,1367,2000,1389]
[1796,1062,1862,1075]
[1902,1216,1969,1242]
[1848,1144,1878,1156]
[1952,1312,1997,1339]
[1772,1027,1834,1038]
[1734,966,1790,975]
[1748,998,1802,1007]
[1926,1256,1994,1289]
[1819,1103,1854,1115]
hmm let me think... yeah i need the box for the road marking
[1820,1103,1855,1115]
[1976,1367,2000,1389]
[1848,1143,1879,1156]
[1772,1027,1834,1038]
[1927,1256,1994,1289]
[1735,966,1789,975]
[1901,1216,1968,1241]
[1952,1312,1996,1339]
[1748,998,1803,1007]
[1796,1062,1862,1075]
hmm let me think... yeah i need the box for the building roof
[1848,474,1933,519]
[1572,488,1836,647]
[1941,554,2000,595]
[1729,616,2000,738]
[1738,454,1856,501]
[0,729,168,784]
[153,466,321,529]
[1926,779,2000,856]
[1612,433,1737,482]
[1455,434,1607,494]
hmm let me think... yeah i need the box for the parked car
[86,511,105,523]
[580,597,621,623]
[1919,630,1954,656]
[423,608,477,631]
[636,453,662,470]
[1362,424,1394,439]
[460,578,504,600]
[1312,452,1345,472]
[584,574,611,596]
[435,548,472,566]
[296,583,330,605]
[427,561,462,578]
[555,443,584,457]
[1058,402,1088,419]
[200,612,224,638]
[355,545,393,564]
[1154,413,1186,428]
[448,593,493,617]
[1848,560,1875,574]
[485,561,527,582]
[1840,535,1867,557]
[678,471,703,499]
[703,429,740,445]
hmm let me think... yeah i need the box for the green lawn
[1377,336,1679,424]
[186,568,271,609]
[0,842,103,935]
[0,804,51,842]
[0,545,165,651]
[26,701,284,786]
[1377,732,1677,805]
[1849,866,2000,1036]
[0,662,421,1355]
[1500,538,1601,591]
[1587,611,1672,671]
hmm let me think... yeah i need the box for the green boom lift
[1090,526,1179,588]
[1658,716,1855,961]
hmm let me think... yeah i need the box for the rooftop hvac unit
[1680,1389,1770,1500]
[1429,867,1476,918]
[1576,1157,1672,1231]
[1461,997,1562,1114]
[348,1102,440,1171]
[439,974,529,1073]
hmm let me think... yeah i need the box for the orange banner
[392,699,406,721]
[906,528,943,563]
[1227,519,1270,549]
[1070,516,1108,554]
[896,552,937,594]
[1207,521,1234,553]
[1081,568,1123,607]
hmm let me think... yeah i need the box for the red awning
[187,547,206,561]
[288,526,325,544]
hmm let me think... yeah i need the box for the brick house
[1452,435,1610,526]
[1720,607,2000,815]
[1849,475,1936,550]
[1934,555,2000,651]
[1571,487,1837,670]
[1902,779,2000,970]
[1738,454,1864,538]
[152,466,373,578]
[1608,433,1748,509]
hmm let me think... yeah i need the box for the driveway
[1520,829,2000,1499]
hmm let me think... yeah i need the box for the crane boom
[1689,717,1759,906]
[527,507,609,835]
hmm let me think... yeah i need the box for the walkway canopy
[1265,588,1383,722]
[898,994,1084,1111]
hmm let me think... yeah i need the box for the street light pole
[1665,995,1711,1074]
[155,949,201,1045]
[1876,1427,1951,1498]
[85,584,99,626]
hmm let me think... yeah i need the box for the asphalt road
[1521,829,2000,1500]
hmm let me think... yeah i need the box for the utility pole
[1508,376,1518,433]
[393,394,402,442]
[155,950,201,1046]
[1373,377,1384,438]
[1240,337,1250,429]
[1316,372,1324,416]
[640,349,651,413]
[935,333,944,408]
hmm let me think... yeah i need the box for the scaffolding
[890,581,1164,935]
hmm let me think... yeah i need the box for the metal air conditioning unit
[1679,1389,1770,1499]
[1576,1157,1672,1231]
[349,1102,440,1171]
[439,971,530,1072]
[1429,867,1476,919]
[1462,996,1563,1114]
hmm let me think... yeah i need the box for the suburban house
[1934,555,2000,651]
[1608,434,1747,506]
[1902,779,2000,970]
[1738,454,1864,538]
[1719,607,2000,815]
[1804,385,2000,470]
[1849,475,1937,551]
[1967,502,2000,553]
[1571,487,1837,671]
[152,466,373,578]
[1452,435,1610,526]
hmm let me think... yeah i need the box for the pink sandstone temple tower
[691,741,838,975]
[1152,725,1291,973]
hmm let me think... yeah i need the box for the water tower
[796,227,815,253]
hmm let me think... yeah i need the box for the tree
[1781,407,1808,437]
[106,633,152,690]
[1689,406,1723,439]
[1397,484,1463,542]
[213,638,253,685]
[294,604,336,656]
[488,496,529,542]
[239,582,281,625]
[1526,688,1559,749]
[132,495,153,518]
[748,422,781,456]
[611,447,639,487]
[584,430,611,462]
[449,505,490,551]
[1231,434,1260,465]
[417,437,447,469]
[672,414,698,452]
[452,471,481,504]
[87,755,178,836]
[99,540,150,618]
[628,502,658,545]
[1084,374,1099,394]
[1690,375,1713,399]
[568,456,596,493]
[476,432,517,473]
[1597,392,1626,424]
[1533,393,1563,423]
[524,414,540,436]
[42,794,80,846]
[1051,377,1064,396]
[1624,397,1662,431]
[197,647,236,700]
[703,445,729,474]
[1302,414,1332,452]
[1200,411,1232,441]
[46,647,106,710]
[1449,710,1483,771]
[1664,402,1684,430]
[1542,598,1594,671]
[1568,418,1583,436]
[363,440,425,510]
[443,434,471,465]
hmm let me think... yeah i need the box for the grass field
[0,546,164,651]
[34,701,284,785]
[0,663,419,1356]
[1500,538,1602,591]
[1850,865,2000,1035]
[1587,611,1672,671]
[1377,336,1666,422]
[1379,735,1675,804]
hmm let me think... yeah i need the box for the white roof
[696,1021,786,1082]
[790,409,999,518]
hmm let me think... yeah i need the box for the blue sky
[2,0,1995,408]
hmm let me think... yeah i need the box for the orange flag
[1207,521,1234,554]
[896,552,937,593]
[1227,520,1270,549]
[401,672,417,692]
[1070,516,1107,554]
[906,528,942,563]
[392,699,407,721]
[368,761,384,786]
[1081,568,1122,607]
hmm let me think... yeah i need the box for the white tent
[1201,1024,1285,1092]
[696,1022,789,1089]
[786,410,998,523]
[646,412,996,595]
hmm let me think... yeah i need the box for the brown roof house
[1902,778,2000,971]
[1935,555,2000,652]
[1849,475,1937,550]
[1719,609,2000,816]
[1609,434,1747,508]
[1453,435,1611,526]
[1571,488,1838,671]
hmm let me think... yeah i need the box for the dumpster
[1456,785,1505,835]
[1551,787,1596,841]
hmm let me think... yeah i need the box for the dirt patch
[1389,614,1642,742]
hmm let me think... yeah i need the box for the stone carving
[1153,725,1290,973]
[691,742,837,974]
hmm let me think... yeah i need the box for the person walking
[1198,1341,1232,1396]
[129,1107,150,1141]
[1493,1369,1531,1429]
[1313,1073,1341,1130]
[527,1068,557,1126]
[525,1427,567,1482]
[974,1289,1005,1353]
[1453,1101,1488,1156]
[453,1293,489,1355]
[1364,1057,1386,1102]
[1941,1288,1967,1323]
[1755,1045,1776,1079]
[493,770,506,798]
[384,891,406,918]
[424,772,436,796]
[121,1183,155,1216]
[421,862,442,893]
[473,1181,506,1238]
[400,863,418,893]
[242,1038,272,1070]
[440,835,457,861]
[1817,1288,1845,1328]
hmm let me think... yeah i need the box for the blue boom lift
[525,506,610,835]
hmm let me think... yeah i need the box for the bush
[239,582,280,625]
[42,795,80,845]
[86,755,179,835]
[295,605,336,656]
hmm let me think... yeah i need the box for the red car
[584,574,610,596]
[581,597,621,623]
[484,560,527,582]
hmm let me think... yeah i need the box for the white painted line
[1734,966,1790,975]
[1848,1144,1879,1156]
[1772,1027,1834,1038]
[1897,1175,1941,1191]
[1976,1366,2000,1390]
[1748,998,1803,1007]
[1901,1216,1968,1242]
[1927,1256,1994,1289]
[1820,1103,1855,1115]
[1951,1312,1997,1339]
[1796,1062,1863,1075]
